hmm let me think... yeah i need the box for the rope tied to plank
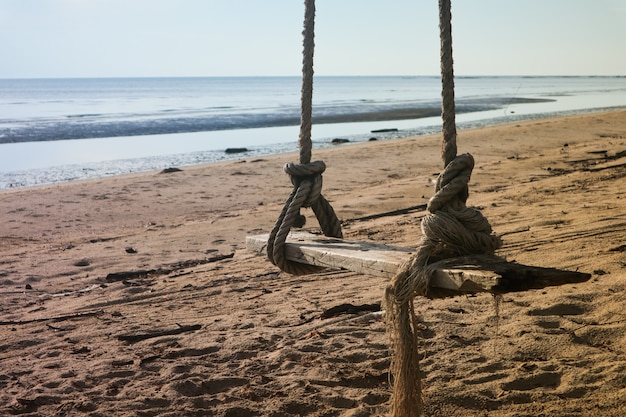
[383,152,502,417]
[267,0,342,275]
[383,1,502,415]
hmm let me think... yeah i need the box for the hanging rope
[383,1,502,416]
[267,0,343,275]
[439,0,457,168]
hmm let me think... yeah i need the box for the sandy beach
[1,109,626,416]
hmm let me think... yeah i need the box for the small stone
[160,167,182,174]
[74,259,91,267]
[225,147,248,154]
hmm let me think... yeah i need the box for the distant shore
[2,74,625,189]
[2,104,626,190]
[0,96,554,145]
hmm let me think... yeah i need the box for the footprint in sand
[170,377,249,397]
[501,371,562,391]
[527,302,587,316]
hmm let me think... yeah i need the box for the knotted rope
[383,1,502,416]
[267,0,342,275]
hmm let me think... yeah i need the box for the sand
[1,110,626,417]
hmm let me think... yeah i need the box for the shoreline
[0,95,555,145]
[2,105,626,190]
[1,109,626,416]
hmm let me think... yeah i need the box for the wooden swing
[245,0,589,298]
[246,1,590,416]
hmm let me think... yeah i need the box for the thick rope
[383,1,502,416]
[267,0,342,275]
[439,0,457,167]
[299,0,315,165]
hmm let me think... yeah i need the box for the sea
[1,76,625,189]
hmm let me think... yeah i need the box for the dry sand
[1,110,626,417]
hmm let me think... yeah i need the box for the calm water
[1,76,625,188]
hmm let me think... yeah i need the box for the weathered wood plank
[247,232,413,278]
[246,231,591,294]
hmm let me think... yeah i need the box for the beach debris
[331,138,350,144]
[71,346,91,354]
[320,302,381,319]
[371,128,398,133]
[225,147,248,154]
[160,167,183,174]
[117,323,202,344]
[104,253,235,282]
[125,247,138,254]
[341,203,427,225]
[73,258,91,267]
[0,310,105,326]
[104,270,153,282]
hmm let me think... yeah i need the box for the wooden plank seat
[246,231,591,295]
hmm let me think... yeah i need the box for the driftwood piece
[342,204,427,225]
[117,324,202,344]
[320,303,381,319]
[0,310,105,326]
[105,253,234,282]
[246,232,591,295]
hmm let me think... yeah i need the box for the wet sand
[1,110,625,416]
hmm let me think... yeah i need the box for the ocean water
[1,76,625,189]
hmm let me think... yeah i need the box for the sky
[0,0,625,78]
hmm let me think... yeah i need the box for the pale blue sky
[1,0,625,78]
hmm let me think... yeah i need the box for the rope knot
[284,160,326,207]
[427,153,473,213]
[384,152,502,417]
[423,152,502,259]
[267,156,341,275]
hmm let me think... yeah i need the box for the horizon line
[1,74,625,81]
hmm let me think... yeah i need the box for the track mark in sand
[361,392,390,406]
[138,396,172,412]
[9,394,63,415]
[501,371,562,391]
[223,406,261,417]
[534,318,563,331]
[170,377,249,397]
[570,325,626,354]
[528,303,587,316]
[279,400,319,416]
[162,345,222,359]
[462,362,510,385]
[463,372,510,385]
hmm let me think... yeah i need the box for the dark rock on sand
[160,167,183,174]
[225,148,249,154]
[331,138,350,144]
[73,259,91,267]
[371,128,398,133]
